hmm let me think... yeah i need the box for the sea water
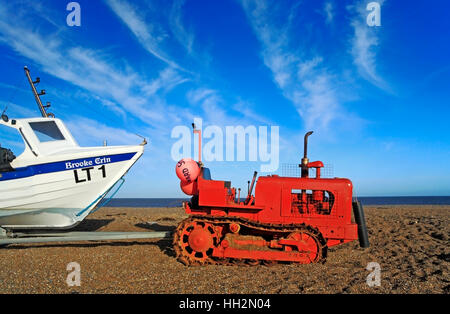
[105,196,450,208]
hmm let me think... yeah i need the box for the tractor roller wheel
[246,259,260,266]
[284,229,327,264]
[173,218,219,266]
[231,259,249,267]
[261,260,277,267]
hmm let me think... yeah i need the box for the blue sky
[0,0,449,197]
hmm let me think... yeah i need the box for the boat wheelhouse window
[29,121,65,142]
[0,124,24,158]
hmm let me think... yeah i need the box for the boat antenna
[134,133,148,146]
[1,104,7,116]
[24,66,53,118]
[1,104,8,122]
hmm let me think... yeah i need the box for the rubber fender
[352,200,370,248]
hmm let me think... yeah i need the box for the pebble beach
[0,205,448,294]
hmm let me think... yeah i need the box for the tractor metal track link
[173,215,328,266]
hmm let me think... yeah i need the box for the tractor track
[173,215,328,266]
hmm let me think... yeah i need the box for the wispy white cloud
[186,87,274,128]
[324,1,334,24]
[186,88,229,124]
[65,116,140,146]
[231,99,273,126]
[0,0,282,171]
[104,0,182,70]
[186,88,216,105]
[0,4,189,127]
[105,0,206,74]
[240,0,353,131]
[0,82,26,92]
[169,0,195,54]
[93,96,128,119]
[349,0,389,91]
[0,100,36,119]
[104,0,269,130]
[142,67,189,96]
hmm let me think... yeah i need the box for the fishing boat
[0,67,145,230]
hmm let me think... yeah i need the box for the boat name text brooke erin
[65,157,112,169]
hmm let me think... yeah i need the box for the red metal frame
[175,129,365,265]
[185,164,359,248]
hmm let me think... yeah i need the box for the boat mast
[24,66,50,118]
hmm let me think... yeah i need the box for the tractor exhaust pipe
[301,131,313,178]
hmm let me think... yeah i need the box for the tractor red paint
[173,127,369,266]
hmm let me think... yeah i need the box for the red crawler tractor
[174,126,369,266]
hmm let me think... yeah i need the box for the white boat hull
[0,148,143,229]
[0,71,147,231]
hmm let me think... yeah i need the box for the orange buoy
[180,180,198,195]
[175,158,200,183]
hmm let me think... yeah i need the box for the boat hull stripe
[0,152,137,182]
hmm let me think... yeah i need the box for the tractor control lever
[245,171,258,205]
